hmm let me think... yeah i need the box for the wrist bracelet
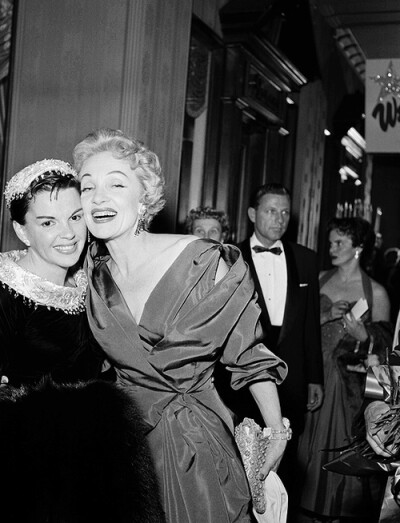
[265,417,292,441]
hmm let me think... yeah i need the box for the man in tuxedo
[237,183,324,515]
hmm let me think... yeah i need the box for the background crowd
[187,189,396,523]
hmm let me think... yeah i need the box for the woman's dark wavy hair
[327,216,376,270]
[10,172,80,225]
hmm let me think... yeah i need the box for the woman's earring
[355,250,360,260]
[134,209,146,236]
[87,230,92,244]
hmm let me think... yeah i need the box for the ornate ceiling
[314,0,400,81]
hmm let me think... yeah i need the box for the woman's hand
[307,383,324,411]
[321,300,349,325]
[364,354,380,368]
[342,311,368,342]
[365,401,393,457]
[330,300,350,320]
[258,438,287,480]
[248,381,289,479]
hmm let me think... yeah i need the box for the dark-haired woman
[0,159,164,523]
[298,217,393,522]
[1,159,98,387]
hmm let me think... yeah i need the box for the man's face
[248,193,291,247]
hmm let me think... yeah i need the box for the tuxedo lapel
[279,241,300,342]
[239,239,272,332]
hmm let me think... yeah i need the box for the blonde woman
[74,128,290,523]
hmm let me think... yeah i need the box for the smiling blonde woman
[73,127,291,523]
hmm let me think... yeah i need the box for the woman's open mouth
[54,243,79,254]
[92,209,117,223]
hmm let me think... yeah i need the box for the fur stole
[0,378,165,523]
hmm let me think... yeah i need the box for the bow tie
[252,245,282,255]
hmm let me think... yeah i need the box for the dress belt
[120,380,235,434]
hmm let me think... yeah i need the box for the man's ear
[248,207,256,224]
[12,221,30,247]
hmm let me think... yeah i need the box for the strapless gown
[298,270,392,519]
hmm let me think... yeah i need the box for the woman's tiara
[4,159,78,208]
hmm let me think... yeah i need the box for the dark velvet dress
[85,239,288,523]
[297,269,393,519]
[0,250,165,523]
[0,251,101,385]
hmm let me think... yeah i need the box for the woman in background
[185,205,230,242]
[73,127,290,523]
[0,159,164,523]
[298,217,392,522]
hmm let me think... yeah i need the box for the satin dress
[85,239,287,523]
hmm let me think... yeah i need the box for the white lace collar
[0,250,87,314]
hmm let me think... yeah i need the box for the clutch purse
[234,417,291,514]
[235,418,270,513]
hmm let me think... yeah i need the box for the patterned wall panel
[120,0,192,232]
[0,0,193,249]
[293,80,327,251]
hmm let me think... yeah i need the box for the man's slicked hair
[249,183,291,209]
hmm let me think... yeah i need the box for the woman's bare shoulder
[171,233,199,247]
[370,277,389,300]
[144,234,201,265]
[370,277,390,321]
[319,269,335,286]
[319,269,329,280]
[147,232,197,250]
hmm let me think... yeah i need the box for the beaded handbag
[234,417,291,515]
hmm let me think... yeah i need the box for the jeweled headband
[4,158,78,208]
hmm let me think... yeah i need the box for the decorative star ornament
[371,60,400,102]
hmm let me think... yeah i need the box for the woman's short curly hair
[73,128,166,228]
[327,216,376,268]
[185,206,230,237]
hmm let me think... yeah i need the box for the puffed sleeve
[216,247,287,389]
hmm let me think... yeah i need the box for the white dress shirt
[250,233,287,326]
